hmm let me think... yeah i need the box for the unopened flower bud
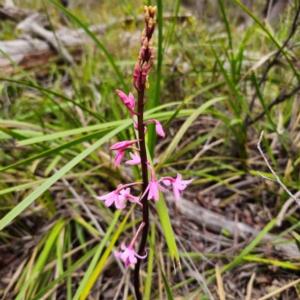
[152,14,156,25]
[148,17,153,29]
[141,28,146,45]
[148,38,153,49]
[145,76,150,90]
[141,61,149,84]
[144,7,150,22]
[149,6,156,16]
[142,37,148,49]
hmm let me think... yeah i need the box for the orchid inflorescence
[95,6,193,272]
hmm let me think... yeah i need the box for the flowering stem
[134,64,149,300]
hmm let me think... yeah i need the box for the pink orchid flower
[118,187,141,205]
[110,139,140,151]
[116,90,135,111]
[160,173,194,201]
[94,188,125,209]
[115,222,147,266]
[95,183,142,209]
[143,119,165,138]
[110,139,140,168]
[141,163,168,201]
[125,152,141,165]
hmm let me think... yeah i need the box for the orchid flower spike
[141,162,168,201]
[116,90,135,111]
[160,173,194,201]
[95,182,142,209]
[143,119,165,138]
[115,222,147,266]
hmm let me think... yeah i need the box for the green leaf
[0,122,130,230]
[156,96,226,172]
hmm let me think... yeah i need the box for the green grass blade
[1,128,112,172]
[0,77,103,121]
[31,244,100,300]
[147,0,164,157]
[72,209,123,300]
[156,191,179,265]
[15,219,66,300]
[148,230,174,300]
[232,0,300,82]
[156,96,226,172]
[0,122,130,230]
[46,0,128,92]
[144,222,155,300]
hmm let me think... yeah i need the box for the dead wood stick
[0,12,193,74]
[176,197,300,258]
[0,3,31,22]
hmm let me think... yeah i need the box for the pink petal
[128,196,140,203]
[110,139,139,151]
[114,251,122,258]
[116,90,135,111]
[119,188,130,195]
[94,191,114,201]
[158,183,169,193]
[125,152,141,165]
[175,173,182,181]
[128,92,135,110]
[134,249,148,259]
[116,89,128,103]
[115,197,126,210]
[161,179,171,186]
[125,258,131,266]
[155,122,165,138]
[148,181,159,201]
[172,186,180,201]
[121,242,127,250]
[129,251,137,264]
[180,178,194,185]
[105,194,116,207]
[110,141,128,150]
[114,150,125,168]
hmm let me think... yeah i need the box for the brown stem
[134,50,150,300]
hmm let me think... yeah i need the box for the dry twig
[245,2,300,126]
[256,131,300,207]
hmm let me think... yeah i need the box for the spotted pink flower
[116,90,135,111]
[160,173,193,201]
[115,222,147,266]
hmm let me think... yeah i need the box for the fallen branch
[0,3,31,22]
[0,11,193,74]
[176,196,300,258]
